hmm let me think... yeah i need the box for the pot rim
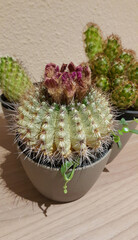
[0,94,15,110]
[17,142,112,172]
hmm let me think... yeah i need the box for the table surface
[0,113,138,240]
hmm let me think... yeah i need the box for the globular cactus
[119,49,135,65]
[0,56,33,102]
[95,75,110,92]
[84,23,104,60]
[127,62,138,84]
[111,75,126,88]
[83,22,138,110]
[104,35,121,62]
[109,60,125,78]
[16,62,114,165]
[91,54,110,75]
[16,88,113,163]
[111,81,137,109]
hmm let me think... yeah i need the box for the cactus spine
[0,57,33,102]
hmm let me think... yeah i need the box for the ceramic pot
[17,143,112,202]
[107,109,138,164]
[0,94,16,127]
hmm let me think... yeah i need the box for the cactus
[111,75,126,88]
[43,62,91,104]
[95,75,110,92]
[91,54,110,75]
[109,60,125,79]
[16,62,114,163]
[127,62,138,84]
[84,23,104,60]
[119,49,135,65]
[16,88,113,163]
[0,56,33,102]
[111,81,137,109]
[83,23,138,110]
[104,35,121,62]
[133,97,138,110]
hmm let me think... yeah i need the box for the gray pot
[17,145,112,202]
[0,94,16,127]
[107,119,137,164]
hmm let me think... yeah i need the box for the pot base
[18,147,112,202]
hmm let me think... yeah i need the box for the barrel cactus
[16,62,114,192]
[0,56,33,102]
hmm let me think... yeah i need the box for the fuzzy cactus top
[43,62,91,104]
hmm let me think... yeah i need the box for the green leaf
[61,160,80,194]
[120,118,128,126]
[117,140,122,148]
[118,130,123,135]
[61,161,74,177]
[129,129,138,134]
[113,135,120,143]
[121,126,129,133]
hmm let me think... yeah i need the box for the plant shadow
[0,115,60,217]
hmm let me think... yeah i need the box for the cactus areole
[16,62,114,194]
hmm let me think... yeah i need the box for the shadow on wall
[0,115,61,216]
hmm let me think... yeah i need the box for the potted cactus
[83,23,138,163]
[0,56,34,125]
[14,62,115,202]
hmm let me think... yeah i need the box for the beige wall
[0,0,137,112]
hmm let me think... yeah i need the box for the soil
[17,137,112,169]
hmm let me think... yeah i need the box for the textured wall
[0,0,137,81]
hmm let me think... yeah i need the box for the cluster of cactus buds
[0,57,33,102]
[83,23,138,110]
[43,62,91,104]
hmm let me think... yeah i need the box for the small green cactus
[111,81,137,109]
[127,62,138,84]
[119,49,135,65]
[109,60,125,78]
[84,23,104,60]
[0,56,33,102]
[104,35,121,62]
[83,22,138,110]
[91,54,110,75]
[111,75,126,88]
[95,75,110,92]
[133,97,138,110]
